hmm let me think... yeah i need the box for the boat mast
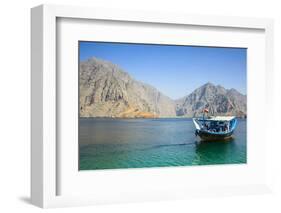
[203,108,209,120]
[203,103,209,121]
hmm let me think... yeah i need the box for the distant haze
[79,41,247,99]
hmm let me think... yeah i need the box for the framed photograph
[78,41,247,171]
[31,4,274,208]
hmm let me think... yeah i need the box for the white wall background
[0,0,280,212]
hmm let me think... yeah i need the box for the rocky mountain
[80,57,247,118]
[80,57,176,118]
[175,82,247,117]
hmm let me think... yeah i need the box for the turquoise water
[79,118,247,170]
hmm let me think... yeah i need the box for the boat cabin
[198,116,235,132]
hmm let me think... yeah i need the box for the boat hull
[195,129,234,141]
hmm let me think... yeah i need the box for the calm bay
[79,118,247,170]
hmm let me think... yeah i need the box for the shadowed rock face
[175,82,247,117]
[80,57,176,118]
[80,58,247,118]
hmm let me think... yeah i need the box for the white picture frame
[31,4,274,208]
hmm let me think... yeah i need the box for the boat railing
[198,118,236,134]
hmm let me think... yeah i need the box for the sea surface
[79,118,247,170]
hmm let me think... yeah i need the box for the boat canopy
[203,116,235,121]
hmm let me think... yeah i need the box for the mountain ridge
[80,57,247,118]
[175,82,246,117]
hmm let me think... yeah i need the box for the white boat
[193,116,237,141]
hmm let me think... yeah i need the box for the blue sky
[79,41,247,99]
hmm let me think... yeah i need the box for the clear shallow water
[79,118,247,170]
